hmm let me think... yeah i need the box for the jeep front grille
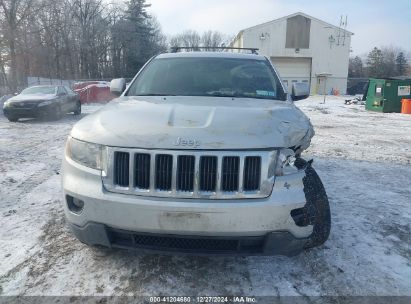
[103,148,276,199]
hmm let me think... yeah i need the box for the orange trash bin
[401,99,411,114]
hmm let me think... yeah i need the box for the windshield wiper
[205,90,245,98]
[206,91,277,100]
[136,93,176,96]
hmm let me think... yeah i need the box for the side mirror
[110,78,126,96]
[291,82,310,101]
[14,92,18,96]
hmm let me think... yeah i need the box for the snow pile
[297,96,411,165]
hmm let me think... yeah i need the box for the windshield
[20,86,56,95]
[127,57,286,100]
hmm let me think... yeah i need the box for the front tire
[7,116,18,122]
[52,105,63,121]
[294,158,331,249]
[73,102,81,115]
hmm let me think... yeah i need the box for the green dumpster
[365,77,411,113]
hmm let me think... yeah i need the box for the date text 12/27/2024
[149,296,257,303]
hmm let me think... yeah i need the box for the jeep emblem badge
[174,137,201,148]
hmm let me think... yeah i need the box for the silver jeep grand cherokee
[62,49,330,256]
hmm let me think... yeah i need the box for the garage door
[270,57,311,93]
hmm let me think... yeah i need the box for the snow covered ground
[0,96,410,297]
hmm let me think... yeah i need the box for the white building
[231,12,353,95]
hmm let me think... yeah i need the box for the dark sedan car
[2,85,81,122]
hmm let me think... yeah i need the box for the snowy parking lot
[0,96,410,297]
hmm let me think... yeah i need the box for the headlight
[3,101,11,108]
[275,148,298,176]
[38,100,54,106]
[66,137,106,170]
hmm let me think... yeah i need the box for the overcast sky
[147,0,411,56]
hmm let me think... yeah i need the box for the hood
[71,96,314,150]
[8,94,57,102]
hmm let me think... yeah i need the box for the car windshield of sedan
[127,57,286,100]
[20,86,56,95]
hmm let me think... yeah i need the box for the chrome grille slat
[215,155,222,194]
[193,156,200,195]
[104,148,276,199]
[129,152,135,188]
[171,154,177,193]
[149,153,156,192]
[238,156,245,192]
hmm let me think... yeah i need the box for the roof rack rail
[170,46,259,55]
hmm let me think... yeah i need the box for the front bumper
[70,222,308,256]
[3,104,57,118]
[62,155,313,256]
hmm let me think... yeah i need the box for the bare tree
[201,30,223,50]
[0,28,9,92]
[0,0,167,90]
[170,30,230,51]
[0,0,42,91]
[381,46,402,77]
[170,30,201,49]
[71,0,105,78]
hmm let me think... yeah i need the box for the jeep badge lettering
[174,137,200,148]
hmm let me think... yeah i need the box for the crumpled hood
[71,96,314,150]
[8,94,56,102]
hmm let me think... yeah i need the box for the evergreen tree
[381,47,397,77]
[119,0,165,77]
[366,47,384,78]
[348,56,364,77]
[396,52,408,76]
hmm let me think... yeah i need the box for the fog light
[66,195,84,213]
